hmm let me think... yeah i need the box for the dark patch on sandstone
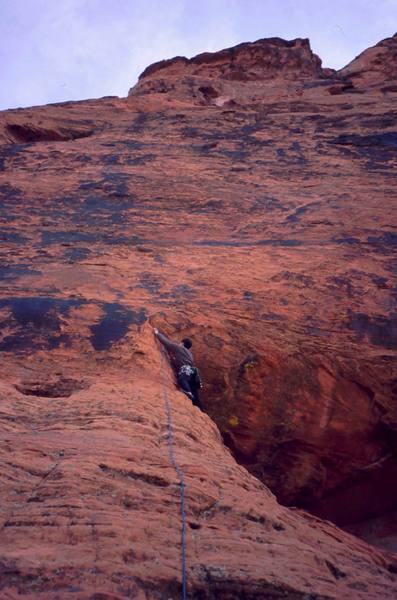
[372,275,388,288]
[238,355,260,378]
[0,264,41,281]
[198,141,219,153]
[0,296,85,352]
[332,132,397,148]
[191,199,224,213]
[195,239,302,248]
[127,154,156,166]
[70,194,132,226]
[325,560,346,580]
[0,143,31,171]
[41,230,102,246]
[0,229,27,244]
[286,204,319,222]
[6,123,94,144]
[98,463,169,487]
[0,183,23,198]
[79,174,131,198]
[41,229,138,246]
[102,171,131,196]
[360,113,397,128]
[90,304,147,351]
[171,284,197,298]
[119,139,145,151]
[332,236,360,246]
[16,377,87,398]
[72,153,92,164]
[128,112,149,133]
[249,196,288,213]
[137,272,162,294]
[327,276,357,298]
[102,154,121,165]
[64,247,91,262]
[367,232,397,252]
[330,132,397,163]
[199,85,220,103]
[271,271,314,286]
[347,311,397,349]
[261,313,287,321]
[181,126,200,138]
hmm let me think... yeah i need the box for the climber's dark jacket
[156,332,195,371]
[156,331,202,409]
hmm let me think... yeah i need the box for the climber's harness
[178,364,196,377]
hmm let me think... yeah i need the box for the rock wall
[0,33,396,597]
[0,324,396,599]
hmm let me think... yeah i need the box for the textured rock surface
[0,325,396,599]
[130,37,325,107]
[0,34,397,597]
[339,34,397,91]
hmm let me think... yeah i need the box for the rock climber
[154,328,203,409]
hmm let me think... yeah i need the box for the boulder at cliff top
[0,34,396,596]
[129,37,329,108]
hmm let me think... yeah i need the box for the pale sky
[1,0,396,110]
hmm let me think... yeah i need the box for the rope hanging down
[159,345,188,600]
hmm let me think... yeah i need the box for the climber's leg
[190,377,202,410]
[177,371,194,402]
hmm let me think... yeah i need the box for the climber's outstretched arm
[154,329,180,352]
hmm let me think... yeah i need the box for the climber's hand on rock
[154,328,159,335]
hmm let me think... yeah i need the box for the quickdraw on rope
[159,344,188,600]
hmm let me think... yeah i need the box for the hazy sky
[1,0,396,110]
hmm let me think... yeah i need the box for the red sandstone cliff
[129,37,325,107]
[0,34,397,598]
[0,325,396,599]
[339,33,397,90]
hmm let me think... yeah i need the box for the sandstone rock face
[0,325,396,599]
[130,38,325,107]
[0,34,396,597]
[339,33,397,91]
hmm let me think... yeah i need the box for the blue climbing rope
[159,345,188,600]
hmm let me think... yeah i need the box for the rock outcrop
[339,33,397,91]
[129,37,326,107]
[0,33,396,597]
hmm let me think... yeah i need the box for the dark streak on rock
[90,304,147,351]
